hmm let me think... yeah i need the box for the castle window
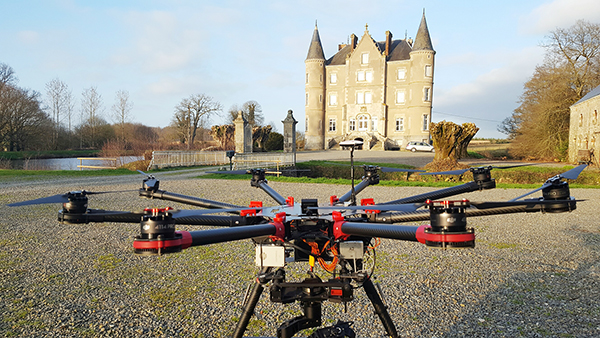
[319,94,323,103]
[349,118,356,131]
[306,73,308,84]
[357,70,365,82]
[423,87,431,102]
[330,73,337,84]
[305,117,308,132]
[305,93,308,106]
[329,93,337,106]
[397,68,406,80]
[356,91,372,104]
[366,71,373,82]
[358,115,368,131]
[425,65,433,77]
[320,74,323,83]
[422,114,429,131]
[396,91,405,104]
[361,53,369,64]
[329,118,336,132]
[579,114,583,126]
[395,118,404,132]
[594,110,598,124]
[372,116,378,132]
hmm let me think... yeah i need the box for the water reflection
[5,156,143,170]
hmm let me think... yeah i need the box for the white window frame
[356,91,364,104]
[395,118,404,132]
[372,116,378,132]
[422,114,429,131]
[305,93,308,106]
[349,118,356,131]
[396,91,405,104]
[329,118,336,132]
[330,73,337,84]
[361,52,369,64]
[364,91,372,104]
[425,65,433,77]
[397,68,406,80]
[365,71,373,82]
[357,70,365,82]
[423,87,431,102]
[329,93,337,106]
[358,115,368,131]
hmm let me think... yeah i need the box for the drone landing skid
[233,271,396,338]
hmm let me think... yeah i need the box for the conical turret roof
[306,24,325,60]
[412,11,434,51]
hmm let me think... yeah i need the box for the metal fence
[147,151,295,170]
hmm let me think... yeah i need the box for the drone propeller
[206,169,250,175]
[509,164,587,201]
[420,163,536,176]
[323,162,425,173]
[468,199,582,210]
[7,190,130,207]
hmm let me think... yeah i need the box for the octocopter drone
[8,143,587,338]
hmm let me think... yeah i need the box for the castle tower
[407,11,435,140]
[304,23,326,150]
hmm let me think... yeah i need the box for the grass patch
[0,150,100,160]
[0,168,138,180]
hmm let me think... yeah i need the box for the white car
[405,141,434,152]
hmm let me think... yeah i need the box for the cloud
[17,30,40,45]
[520,0,600,34]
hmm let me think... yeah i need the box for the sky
[2,0,600,139]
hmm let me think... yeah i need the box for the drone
[8,144,588,338]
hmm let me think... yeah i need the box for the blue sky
[2,0,600,138]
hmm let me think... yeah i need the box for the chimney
[338,43,347,51]
[385,30,393,56]
[350,34,358,51]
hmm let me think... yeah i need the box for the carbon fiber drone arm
[380,181,482,205]
[337,178,373,204]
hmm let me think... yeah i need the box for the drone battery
[339,241,364,260]
[255,244,285,267]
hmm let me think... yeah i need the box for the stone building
[568,84,600,164]
[304,13,435,150]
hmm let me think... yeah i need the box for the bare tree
[111,89,133,141]
[80,87,104,148]
[45,78,70,148]
[226,100,264,126]
[172,94,222,149]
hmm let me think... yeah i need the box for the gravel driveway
[1,173,599,337]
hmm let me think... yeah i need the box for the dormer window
[361,53,369,64]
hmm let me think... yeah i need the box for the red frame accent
[132,231,192,250]
[332,211,349,240]
[286,196,294,206]
[270,212,287,240]
[415,225,475,244]
[364,209,380,214]
[249,201,263,208]
[330,288,343,296]
[361,198,375,206]
[240,209,257,217]
[330,195,338,206]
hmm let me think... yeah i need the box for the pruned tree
[427,121,478,171]
[227,100,263,126]
[111,89,133,141]
[252,125,272,151]
[210,124,235,150]
[172,94,222,149]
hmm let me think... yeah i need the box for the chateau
[304,13,435,150]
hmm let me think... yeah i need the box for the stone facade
[304,13,435,150]
[233,111,252,153]
[568,85,600,164]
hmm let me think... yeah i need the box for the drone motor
[418,200,475,249]
[133,208,191,256]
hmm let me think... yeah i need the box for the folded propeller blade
[7,189,136,207]
[420,168,470,176]
[509,164,587,201]
[206,169,250,175]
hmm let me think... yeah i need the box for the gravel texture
[1,172,599,338]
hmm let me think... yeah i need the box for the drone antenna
[339,140,363,205]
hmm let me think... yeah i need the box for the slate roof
[412,12,434,51]
[306,26,325,60]
[326,39,412,65]
[573,84,600,106]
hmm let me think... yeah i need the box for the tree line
[498,20,600,160]
[0,63,288,155]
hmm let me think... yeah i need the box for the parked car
[405,141,434,152]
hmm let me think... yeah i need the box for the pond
[4,156,143,170]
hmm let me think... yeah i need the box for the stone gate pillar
[234,111,252,153]
[282,110,297,162]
